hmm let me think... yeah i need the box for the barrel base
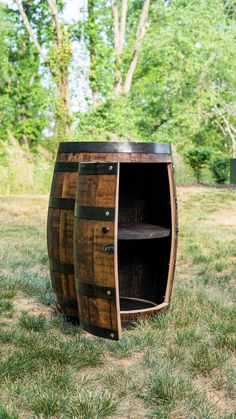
[54,303,80,324]
[120,298,169,328]
[53,294,79,320]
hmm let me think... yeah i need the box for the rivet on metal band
[74,205,115,221]
[80,320,119,340]
[78,162,118,175]
[76,280,115,300]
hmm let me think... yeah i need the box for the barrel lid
[58,141,171,154]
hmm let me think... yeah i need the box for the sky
[2,0,83,23]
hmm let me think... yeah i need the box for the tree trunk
[112,1,122,94]
[87,0,100,106]
[15,0,72,142]
[221,114,236,158]
[55,70,72,140]
[111,0,151,96]
[122,0,150,94]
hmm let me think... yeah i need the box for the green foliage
[148,371,195,407]
[131,0,236,151]
[19,313,49,332]
[184,147,212,182]
[0,4,51,148]
[0,403,18,419]
[75,0,236,163]
[66,391,118,417]
[210,156,230,184]
[1,0,236,191]
[84,0,114,99]
[0,139,53,195]
[77,97,143,142]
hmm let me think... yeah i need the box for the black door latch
[104,244,114,254]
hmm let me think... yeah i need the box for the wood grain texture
[74,220,115,287]
[74,164,121,339]
[47,150,84,318]
[57,152,171,163]
[79,294,118,330]
[165,163,178,303]
[77,175,117,207]
[121,302,169,326]
[118,223,170,240]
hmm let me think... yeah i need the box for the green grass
[0,187,235,418]
[19,312,49,332]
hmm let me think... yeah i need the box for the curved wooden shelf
[118,223,170,240]
[120,296,157,312]
[120,297,169,318]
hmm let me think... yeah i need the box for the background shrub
[210,157,229,184]
[184,147,212,183]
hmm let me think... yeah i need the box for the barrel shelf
[118,223,170,240]
[120,296,157,312]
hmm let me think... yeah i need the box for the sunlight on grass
[0,187,235,417]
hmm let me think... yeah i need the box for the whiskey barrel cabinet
[73,142,178,340]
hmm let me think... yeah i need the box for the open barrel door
[74,163,121,340]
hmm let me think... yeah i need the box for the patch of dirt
[13,295,52,317]
[1,294,52,325]
[229,278,236,286]
[117,399,150,419]
[208,208,236,226]
[194,376,236,415]
[118,352,143,368]
[179,184,236,190]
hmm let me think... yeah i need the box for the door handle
[104,244,114,254]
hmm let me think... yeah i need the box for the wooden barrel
[47,145,81,319]
[73,142,178,340]
[47,141,171,318]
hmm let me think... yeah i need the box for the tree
[14,0,73,141]
[131,0,236,152]
[84,0,151,106]
[213,104,236,158]
[111,0,150,95]
[0,3,50,148]
[78,0,236,150]
[84,0,114,106]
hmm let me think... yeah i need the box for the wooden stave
[73,164,121,340]
[47,151,81,319]
[120,302,170,327]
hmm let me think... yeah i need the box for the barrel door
[74,163,121,340]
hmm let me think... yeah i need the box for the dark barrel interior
[118,163,172,310]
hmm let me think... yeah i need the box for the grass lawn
[0,187,235,418]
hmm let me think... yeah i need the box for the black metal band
[50,258,74,274]
[54,162,79,172]
[74,205,115,221]
[76,280,115,300]
[80,320,118,340]
[58,141,171,155]
[49,197,75,210]
[79,162,117,175]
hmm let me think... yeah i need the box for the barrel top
[58,141,171,155]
